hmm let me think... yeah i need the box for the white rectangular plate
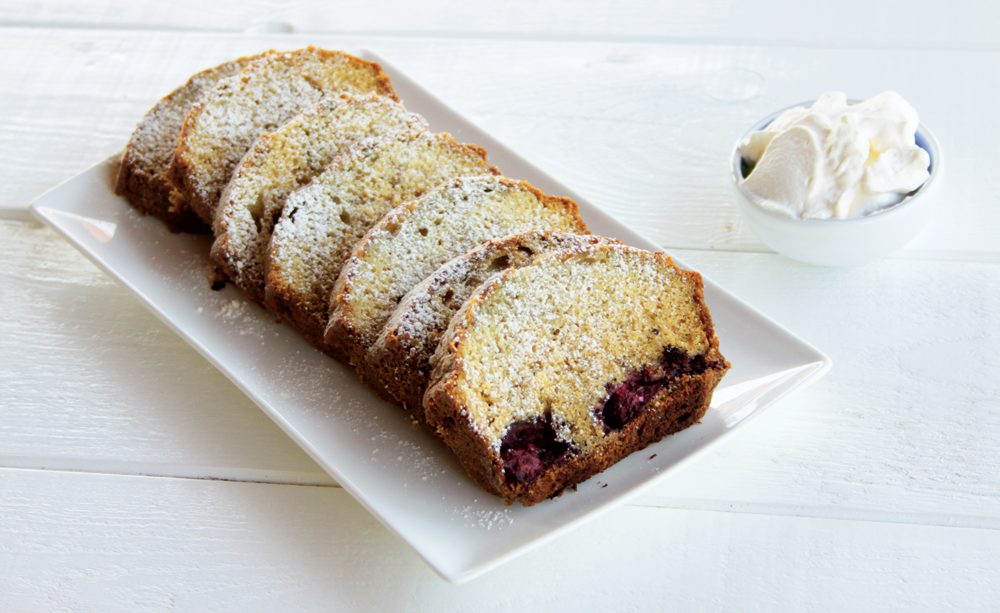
[31,50,831,584]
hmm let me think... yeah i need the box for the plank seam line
[0,24,996,53]
[0,462,339,489]
[3,465,996,531]
[6,210,999,265]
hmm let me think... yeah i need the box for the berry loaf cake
[211,93,427,303]
[423,244,730,506]
[325,176,589,399]
[264,130,499,354]
[115,52,265,233]
[369,231,619,421]
[169,47,397,225]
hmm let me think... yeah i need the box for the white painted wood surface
[2,0,998,609]
[3,30,998,258]
[8,0,1000,50]
[3,468,999,612]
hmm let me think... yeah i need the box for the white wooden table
[3,2,999,610]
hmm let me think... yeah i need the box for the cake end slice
[423,244,730,506]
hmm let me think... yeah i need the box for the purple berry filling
[599,346,714,431]
[499,348,720,485]
[500,417,570,485]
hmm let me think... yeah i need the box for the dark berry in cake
[500,417,570,484]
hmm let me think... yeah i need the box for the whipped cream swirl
[739,91,930,219]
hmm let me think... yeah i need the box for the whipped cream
[738,92,930,219]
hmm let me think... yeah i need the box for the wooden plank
[4,0,1000,50]
[0,221,331,485]
[636,248,1000,527]
[1,4,995,608]
[2,29,996,258]
[2,467,998,611]
[4,219,999,531]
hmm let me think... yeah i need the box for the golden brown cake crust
[114,53,265,233]
[324,176,588,402]
[425,366,725,506]
[115,155,209,233]
[369,232,617,422]
[110,50,734,512]
[168,47,398,226]
[422,245,730,506]
[209,94,427,304]
[263,131,497,359]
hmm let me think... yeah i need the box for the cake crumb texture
[115,52,265,232]
[370,231,617,418]
[325,175,588,382]
[265,130,499,349]
[115,48,730,509]
[424,244,729,505]
[169,47,397,224]
[210,93,427,303]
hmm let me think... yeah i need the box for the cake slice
[210,94,427,303]
[168,47,397,225]
[424,244,730,506]
[115,52,265,233]
[264,130,499,354]
[325,176,588,398]
[369,231,617,421]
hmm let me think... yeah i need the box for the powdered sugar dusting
[217,298,246,319]
[373,232,613,407]
[390,233,609,348]
[125,55,261,178]
[336,176,586,355]
[266,130,496,338]
[212,93,427,298]
[454,505,516,530]
[209,294,276,340]
[176,48,396,218]
[432,245,711,450]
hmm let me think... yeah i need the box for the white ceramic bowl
[731,102,944,266]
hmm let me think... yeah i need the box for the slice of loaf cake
[369,231,617,421]
[325,176,589,399]
[424,244,730,506]
[210,94,428,303]
[115,53,264,233]
[264,130,499,354]
[168,47,397,225]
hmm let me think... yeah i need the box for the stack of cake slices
[116,47,730,506]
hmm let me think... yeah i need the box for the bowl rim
[731,99,943,227]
